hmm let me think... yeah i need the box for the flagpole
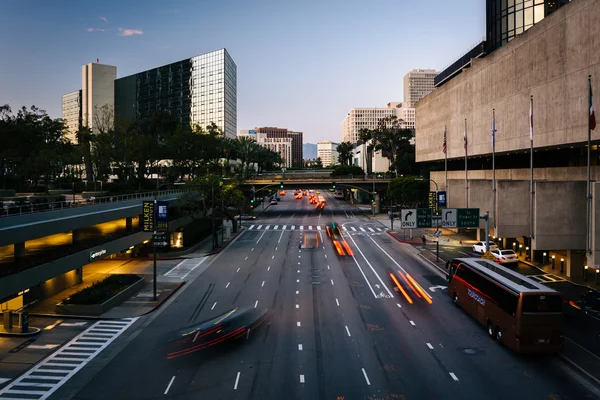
[530,96,534,241]
[587,75,592,256]
[492,109,496,230]
[465,118,468,208]
[444,125,448,202]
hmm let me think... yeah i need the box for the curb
[386,230,422,246]
[206,227,246,256]
[0,327,42,337]
[519,259,595,290]
[558,353,600,388]
[142,281,186,315]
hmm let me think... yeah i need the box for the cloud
[119,28,143,37]
[100,16,108,23]
[87,28,105,32]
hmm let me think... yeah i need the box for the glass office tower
[115,49,237,138]
[486,0,570,52]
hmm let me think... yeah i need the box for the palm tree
[358,128,373,174]
[236,136,260,179]
[336,142,354,166]
[220,137,239,177]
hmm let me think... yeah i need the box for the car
[472,241,499,254]
[490,249,518,264]
[581,289,600,311]
[270,199,278,205]
[316,190,321,194]
[325,222,354,256]
[235,214,256,220]
[279,191,286,196]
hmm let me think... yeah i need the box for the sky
[0,0,485,144]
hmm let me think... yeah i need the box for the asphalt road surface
[37,191,600,399]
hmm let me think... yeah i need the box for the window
[521,294,562,313]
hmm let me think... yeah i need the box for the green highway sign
[441,208,480,228]
[400,208,432,229]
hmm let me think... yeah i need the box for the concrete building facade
[317,141,339,167]
[415,0,600,277]
[82,63,117,132]
[252,127,303,168]
[403,69,438,108]
[238,130,293,168]
[341,106,399,143]
[61,90,82,143]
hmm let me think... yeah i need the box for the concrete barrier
[55,277,145,316]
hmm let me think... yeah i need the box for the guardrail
[0,189,187,219]
[245,175,393,182]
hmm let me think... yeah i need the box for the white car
[472,241,499,254]
[270,199,278,205]
[490,249,518,264]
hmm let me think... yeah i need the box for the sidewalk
[379,219,478,246]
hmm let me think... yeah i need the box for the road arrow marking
[429,285,448,292]
[375,284,381,289]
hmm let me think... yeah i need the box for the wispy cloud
[119,28,143,36]
[87,28,105,32]
[100,16,108,23]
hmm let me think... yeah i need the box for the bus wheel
[487,321,494,337]
[453,293,459,305]
[495,326,502,342]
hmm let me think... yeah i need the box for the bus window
[521,294,562,313]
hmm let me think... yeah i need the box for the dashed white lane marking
[449,372,459,381]
[211,302,217,310]
[275,246,278,251]
[409,320,415,326]
[361,368,371,385]
[267,266,270,271]
[234,372,241,390]
[296,290,299,294]
[164,376,176,395]
[427,343,434,350]
[254,300,259,308]
[351,227,357,231]
[226,282,230,288]
[297,322,301,327]
[0,318,138,400]
[300,375,305,383]
[345,326,351,337]
[297,279,300,283]
[245,256,248,260]
[336,298,340,306]
[396,303,402,308]
[317,226,321,230]
[297,270,300,273]
[237,267,240,272]
[296,304,299,309]
[325,254,327,259]
[327,265,330,270]
[272,255,275,259]
[298,344,303,351]
[261,281,265,287]
[331,279,334,286]
[278,231,284,243]
[251,248,254,251]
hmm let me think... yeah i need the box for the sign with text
[143,201,155,232]
[441,208,480,228]
[89,249,107,261]
[401,208,432,229]
[437,191,447,207]
[156,201,168,233]
[428,192,436,212]
[152,233,169,248]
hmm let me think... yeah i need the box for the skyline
[0,0,485,143]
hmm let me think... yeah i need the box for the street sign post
[152,233,169,248]
[401,208,432,229]
[441,208,480,228]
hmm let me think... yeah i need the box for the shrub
[62,274,142,305]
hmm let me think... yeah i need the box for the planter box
[49,189,73,195]
[55,277,146,316]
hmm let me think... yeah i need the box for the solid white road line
[336,298,340,306]
[234,372,241,390]
[345,326,351,337]
[409,320,415,326]
[449,372,459,381]
[427,343,434,350]
[164,376,176,395]
[297,322,301,327]
[278,231,284,243]
[261,281,265,287]
[331,279,334,285]
[256,230,267,243]
[298,344,303,351]
[361,368,371,385]
[300,375,305,383]
[226,282,230,288]
[211,302,217,310]
[254,300,259,308]
[346,233,395,298]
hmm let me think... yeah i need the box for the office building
[82,62,117,132]
[249,127,303,168]
[238,130,292,168]
[415,0,598,277]
[403,69,438,108]
[317,141,339,167]
[61,90,82,143]
[115,49,237,138]
[341,106,398,143]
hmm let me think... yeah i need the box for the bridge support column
[126,217,133,232]
[374,193,381,214]
[13,242,25,261]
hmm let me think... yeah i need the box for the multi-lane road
[16,191,600,399]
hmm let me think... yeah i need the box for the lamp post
[584,265,588,281]
[416,178,440,260]
[560,257,564,274]
[551,255,555,270]
[152,182,174,300]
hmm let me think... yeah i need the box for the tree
[387,176,428,208]
[236,136,260,179]
[336,142,354,166]
[371,116,416,176]
[358,128,374,174]
[76,126,95,183]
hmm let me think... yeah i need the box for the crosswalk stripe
[360,227,366,232]
[343,227,348,231]
[308,226,313,230]
[274,225,279,230]
[265,225,271,230]
[258,225,263,230]
[317,226,321,230]
[249,225,255,230]
[376,228,382,231]
[300,226,304,230]
[368,227,374,232]
[291,226,295,230]
[283,225,287,230]
[351,227,357,231]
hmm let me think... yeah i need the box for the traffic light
[332,182,336,189]
[250,198,254,203]
[280,182,284,189]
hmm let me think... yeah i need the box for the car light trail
[405,273,433,304]
[398,271,421,299]
[389,273,413,304]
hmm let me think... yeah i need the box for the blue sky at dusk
[0,0,485,143]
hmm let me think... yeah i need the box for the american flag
[442,127,447,154]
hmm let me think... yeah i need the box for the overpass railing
[0,189,187,219]
[245,174,394,182]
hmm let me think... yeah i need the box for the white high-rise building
[403,69,438,108]
[238,130,292,168]
[317,141,339,167]
[61,90,82,143]
[81,62,117,133]
[341,106,398,143]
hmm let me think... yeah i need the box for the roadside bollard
[543,252,547,264]
[560,258,564,274]
[584,265,588,281]
[551,255,555,270]
[519,244,523,256]
[596,267,599,285]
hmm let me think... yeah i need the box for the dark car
[166,307,271,359]
[581,289,600,311]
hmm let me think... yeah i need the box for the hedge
[62,274,142,305]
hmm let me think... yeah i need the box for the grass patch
[62,274,142,305]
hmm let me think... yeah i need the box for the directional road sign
[152,233,169,248]
[441,208,480,228]
[401,208,432,229]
